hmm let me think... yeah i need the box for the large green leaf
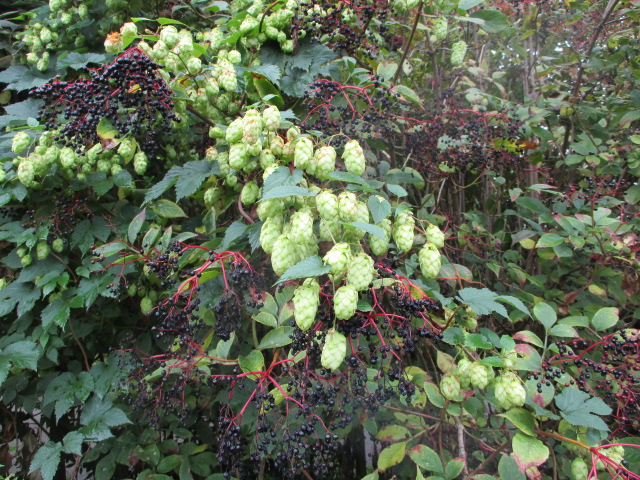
[555,388,611,431]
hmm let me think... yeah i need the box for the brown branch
[468,439,510,475]
[455,417,469,476]
[187,104,215,126]
[392,0,423,84]
[237,196,254,224]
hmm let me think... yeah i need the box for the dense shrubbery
[1,0,639,479]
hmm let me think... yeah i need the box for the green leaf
[219,221,247,251]
[360,472,379,480]
[444,459,465,480]
[376,61,398,81]
[276,256,331,284]
[143,167,181,204]
[128,209,146,244]
[238,350,265,379]
[555,387,611,431]
[458,0,485,9]
[368,196,391,224]
[377,442,406,471]
[327,171,373,190]
[151,199,187,218]
[253,312,277,328]
[260,185,315,202]
[511,433,549,470]
[619,110,640,126]
[348,222,386,241]
[376,425,410,442]
[392,85,422,105]
[157,17,187,25]
[175,161,218,201]
[591,307,619,331]
[409,444,443,474]
[62,431,84,455]
[619,437,640,474]
[515,196,549,214]
[533,302,557,330]
[96,117,118,140]
[549,324,578,338]
[245,65,282,85]
[442,327,465,345]
[456,288,508,317]
[498,455,524,480]
[29,441,63,480]
[257,326,295,350]
[263,166,303,192]
[387,183,408,197]
[470,9,508,32]
[502,408,536,436]
[536,233,565,248]
[3,340,41,370]
[465,333,493,349]
[57,52,106,70]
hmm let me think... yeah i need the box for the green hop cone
[290,210,314,244]
[219,70,237,92]
[140,296,154,315]
[12,132,31,154]
[241,180,260,205]
[495,371,526,409]
[333,285,358,320]
[226,118,244,143]
[571,458,588,480]
[316,190,339,219]
[338,191,358,222]
[21,253,33,267]
[470,363,490,390]
[321,329,347,371]
[370,219,391,256]
[160,25,180,48]
[425,224,445,248]
[440,375,461,401]
[294,137,314,170]
[450,40,467,67]
[597,446,624,471]
[293,278,320,331]
[393,222,414,253]
[343,139,366,176]
[229,143,248,170]
[52,238,64,253]
[323,243,351,277]
[433,16,448,41]
[133,151,148,175]
[17,160,35,187]
[260,214,283,254]
[243,110,263,145]
[263,106,281,132]
[346,253,374,291]
[36,241,50,260]
[271,233,297,276]
[315,146,336,179]
[117,137,137,162]
[456,358,473,388]
[419,243,441,278]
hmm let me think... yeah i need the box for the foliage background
[0,0,640,479]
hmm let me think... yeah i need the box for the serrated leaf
[276,256,331,284]
[555,388,611,431]
[502,408,536,436]
[591,307,618,331]
[442,327,465,345]
[128,209,146,244]
[57,52,106,70]
[263,166,303,192]
[29,441,63,480]
[219,221,247,251]
[465,333,493,349]
[62,431,84,455]
[511,433,549,470]
[41,299,70,331]
[470,9,508,32]
[260,185,315,201]
[327,171,372,190]
[409,444,443,474]
[175,161,218,201]
[456,288,507,317]
[143,167,181,204]
[257,326,295,349]
[377,442,406,471]
[245,65,282,85]
[151,199,187,218]
[102,407,131,427]
[3,340,41,370]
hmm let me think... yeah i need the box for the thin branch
[392,1,424,84]
[455,417,469,476]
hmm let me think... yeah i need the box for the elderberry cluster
[537,332,640,435]
[299,79,401,146]
[31,48,178,158]
[296,0,392,58]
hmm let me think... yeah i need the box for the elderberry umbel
[31,47,179,158]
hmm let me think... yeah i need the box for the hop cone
[260,215,283,254]
[347,253,374,291]
[316,190,339,219]
[343,139,366,176]
[290,210,314,244]
[440,375,461,401]
[470,363,490,389]
[316,146,336,179]
[263,106,281,132]
[241,180,260,205]
[323,243,351,276]
[425,224,445,248]
[229,143,248,169]
[293,278,320,331]
[333,285,358,320]
[321,329,347,371]
[433,16,448,41]
[257,198,282,221]
[456,358,473,388]
[450,40,467,67]
[338,191,358,222]
[271,234,297,276]
[393,223,414,252]
[419,243,441,278]
[294,137,314,170]
[319,219,341,241]
[243,110,263,145]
